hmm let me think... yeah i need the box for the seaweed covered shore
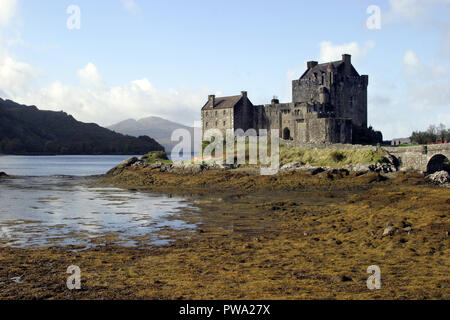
[0,165,449,299]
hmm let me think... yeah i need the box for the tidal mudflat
[0,168,448,299]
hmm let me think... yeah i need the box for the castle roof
[201,95,243,110]
[299,60,359,80]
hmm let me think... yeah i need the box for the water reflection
[0,176,196,248]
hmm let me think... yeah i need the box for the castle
[201,54,368,144]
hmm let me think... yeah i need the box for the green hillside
[0,98,164,155]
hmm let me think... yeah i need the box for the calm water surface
[0,156,197,248]
[0,155,136,176]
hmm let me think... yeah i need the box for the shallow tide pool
[0,175,197,248]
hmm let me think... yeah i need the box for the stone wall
[201,55,368,145]
[202,107,234,137]
[292,60,368,128]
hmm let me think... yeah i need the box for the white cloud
[403,50,419,67]
[0,0,17,26]
[7,62,207,127]
[121,0,140,15]
[386,0,450,22]
[400,50,450,112]
[77,62,103,86]
[385,0,450,59]
[318,41,375,64]
[0,51,35,95]
[387,0,427,21]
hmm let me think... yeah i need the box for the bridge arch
[426,154,450,174]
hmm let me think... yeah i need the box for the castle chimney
[361,75,369,87]
[342,54,351,65]
[208,95,215,107]
[271,95,279,105]
[307,61,318,69]
[241,91,247,98]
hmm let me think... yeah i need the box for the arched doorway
[283,128,291,140]
[426,154,450,174]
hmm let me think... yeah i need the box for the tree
[410,124,449,144]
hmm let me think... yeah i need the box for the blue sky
[0,0,449,139]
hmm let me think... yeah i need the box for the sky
[0,0,449,139]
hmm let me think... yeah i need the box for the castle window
[215,111,218,117]
[223,121,226,126]
[215,121,218,126]
[223,110,226,115]
[205,122,209,128]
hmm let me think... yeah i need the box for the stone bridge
[280,140,450,173]
[383,144,450,173]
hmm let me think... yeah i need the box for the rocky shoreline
[105,154,449,188]
[108,152,401,175]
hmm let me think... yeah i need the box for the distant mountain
[0,98,164,155]
[108,116,196,152]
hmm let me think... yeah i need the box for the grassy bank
[158,142,388,168]
[279,146,385,167]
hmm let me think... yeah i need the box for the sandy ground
[0,169,449,299]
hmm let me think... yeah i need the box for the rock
[353,163,371,173]
[147,162,163,170]
[118,157,138,168]
[280,162,305,172]
[160,164,173,172]
[131,159,150,168]
[11,276,22,284]
[425,171,450,185]
[353,161,396,174]
[341,275,353,282]
[383,225,397,237]
[0,172,8,177]
[170,162,186,171]
[183,163,204,174]
[203,162,233,171]
[311,167,326,175]
[384,154,399,170]
[300,164,322,173]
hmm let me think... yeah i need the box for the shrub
[330,151,346,162]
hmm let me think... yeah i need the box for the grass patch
[145,151,172,164]
[200,139,387,167]
[279,147,386,167]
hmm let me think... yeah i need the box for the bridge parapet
[384,144,450,173]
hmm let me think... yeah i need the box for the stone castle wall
[201,55,368,144]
